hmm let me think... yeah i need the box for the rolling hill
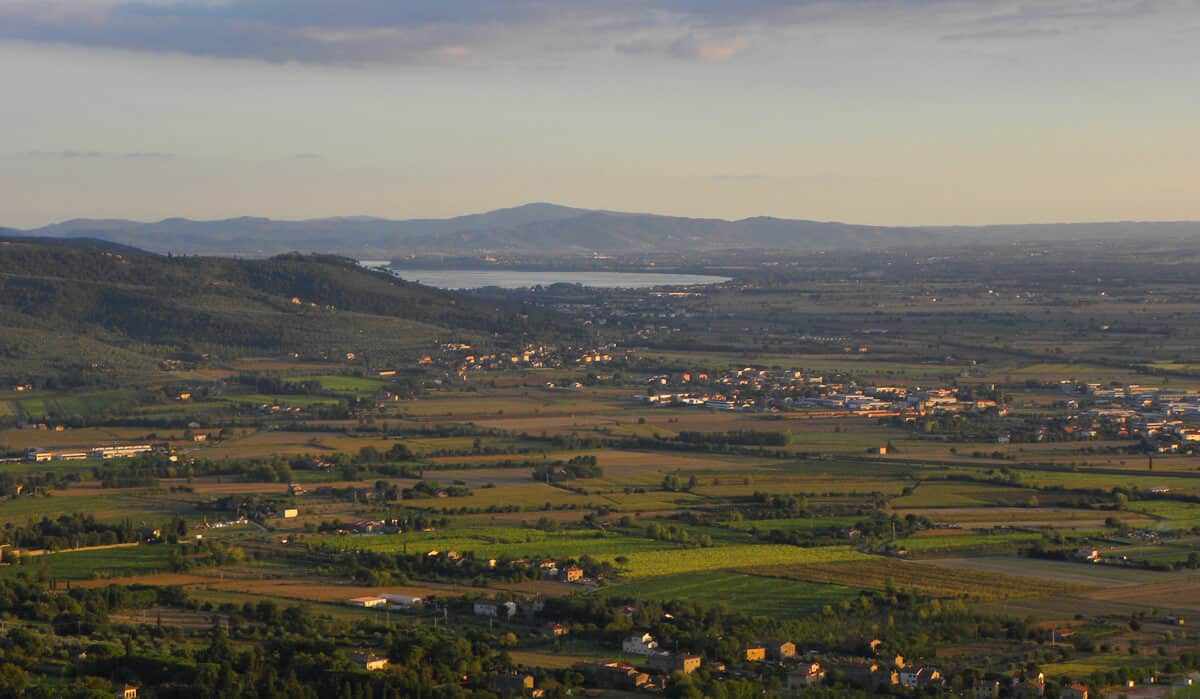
[0,238,563,384]
[16,204,1200,258]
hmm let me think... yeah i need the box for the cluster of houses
[1058,381,1200,450]
[248,402,306,416]
[601,632,964,694]
[419,342,623,379]
[333,593,1193,699]
[635,368,1002,417]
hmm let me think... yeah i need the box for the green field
[603,544,873,579]
[224,394,345,407]
[1129,500,1200,528]
[311,527,677,559]
[289,375,388,396]
[2,545,172,580]
[610,570,859,618]
[11,389,145,422]
[892,532,1044,555]
[739,557,1085,599]
[0,492,189,526]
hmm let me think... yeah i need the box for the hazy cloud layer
[1,0,1192,64]
[21,149,176,159]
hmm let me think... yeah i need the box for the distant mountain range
[11,203,1200,258]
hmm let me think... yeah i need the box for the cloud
[21,149,176,159]
[713,174,771,183]
[941,28,1065,41]
[0,1,1190,64]
[617,33,750,62]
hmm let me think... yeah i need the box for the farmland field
[890,531,1044,556]
[602,544,873,579]
[929,557,1181,586]
[737,558,1089,599]
[8,238,1200,695]
[610,570,859,617]
[311,527,676,559]
[1,544,172,580]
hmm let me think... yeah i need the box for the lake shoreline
[371,267,732,290]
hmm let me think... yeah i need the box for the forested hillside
[0,238,563,384]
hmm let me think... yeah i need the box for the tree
[0,663,30,695]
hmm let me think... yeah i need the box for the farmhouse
[1013,672,1047,697]
[382,594,422,609]
[347,652,388,671]
[787,663,826,688]
[574,662,650,690]
[473,600,517,618]
[646,653,702,675]
[764,639,796,660]
[1073,548,1102,563]
[622,632,659,656]
[743,645,767,662]
[899,667,944,690]
[1059,684,1089,699]
[346,596,387,609]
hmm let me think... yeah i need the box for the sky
[1,0,1198,228]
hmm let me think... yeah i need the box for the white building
[473,600,517,618]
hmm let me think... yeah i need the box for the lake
[374,267,731,290]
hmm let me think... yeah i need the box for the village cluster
[1064,381,1200,451]
[635,367,1001,416]
[421,342,624,378]
[333,592,1122,699]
